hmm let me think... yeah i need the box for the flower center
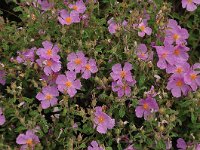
[190,73,197,80]
[65,17,72,24]
[187,0,193,3]
[140,53,146,58]
[26,139,33,146]
[139,25,145,31]
[173,49,180,56]
[173,34,179,40]
[98,116,105,123]
[74,58,82,65]
[73,5,78,10]
[176,67,183,74]
[65,81,72,87]
[45,94,53,100]
[120,71,126,78]
[46,60,53,67]
[85,64,91,70]
[176,80,183,87]
[46,49,52,56]
[143,103,149,110]
[161,52,167,58]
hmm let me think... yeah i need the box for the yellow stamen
[120,71,126,78]
[143,103,149,110]
[65,81,72,87]
[65,17,72,24]
[46,49,52,56]
[173,49,180,56]
[98,116,105,123]
[176,80,183,87]
[74,58,82,65]
[45,94,53,100]
[190,73,197,80]
[85,64,91,70]
[73,5,78,10]
[176,67,183,74]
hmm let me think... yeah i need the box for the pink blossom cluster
[58,0,87,26]
[16,47,36,65]
[110,62,136,97]
[154,19,200,98]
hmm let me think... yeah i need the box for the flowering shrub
[0,0,200,149]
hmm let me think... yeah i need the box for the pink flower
[0,108,6,126]
[166,62,190,75]
[184,67,200,91]
[81,58,98,79]
[154,42,174,69]
[36,85,59,109]
[164,19,189,45]
[110,62,134,84]
[87,141,104,150]
[68,0,86,14]
[136,44,148,61]
[36,41,60,61]
[182,0,200,11]
[16,47,36,64]
[16,130,40,150]
[56,71,82,97]
[108,19,120,34]
[0,70,6,85]
[112,80,136,98]
[93,106,115,134]
[58,9,80,25]
[138,20,152,37]
[171,44,190,63]
[36,58,61,76]
[176,138,187,150]
[167,75,191,98]
[135,97,159,120]
[67,51,87,73]
[37,0,54,11]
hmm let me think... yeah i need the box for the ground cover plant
[0,0,200,149]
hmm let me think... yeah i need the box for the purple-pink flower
[67,51,87,73]
[16,47,36,64]
[110,62,134,84]
[184,67,200,91]
[36,41,60,61]
[154,42,174,69]
[138,20,152,37]
[108,19,120,34]
[164,19,189,45]
[0,107,6,126]
[112,80,136,98]
[166,62,190,75]
[36,85,59,109]
[0,70,6,85]
[56,71,82,97]
[81,58,98,79]
[87,141,104,150]
[16,130,40,150]
[68,0,86,14]
[35,0,54,11]
[58,9,80,25]
[135,97,159,120]
[171,44,190,63]
[136,44,149,61]
[167,75,191,98]
[36,58,61,76]
[176,138,187,150]
[182,0,200,11]
[93,106,115,134]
